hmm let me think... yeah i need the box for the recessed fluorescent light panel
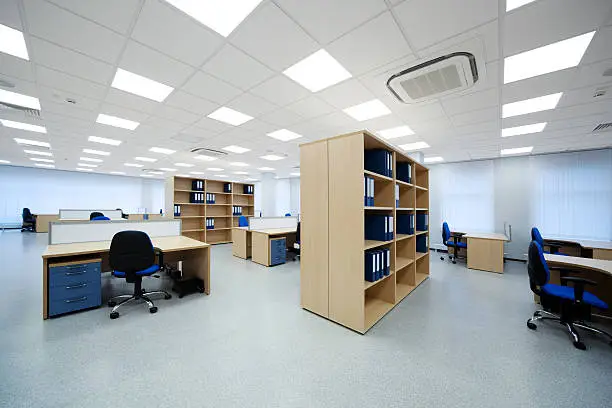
[501,122,547,137]
[208,107,253,126]
[175,163,194,167]
[343,99,391,121]
[378,125,415,139]
[223,145,250,154]
[124,163,144,168]
[30,158,54,163]
[0,89,39,110]
[1,119,46,133]
[190,171,205,175]
[258,167,275,171]
[148,171,164,175]
[506,0,537,12]
[24,150,52,157]
[233,171,248,175]
[0,23,29,60]
[501,146,534,156]
[260,155,284,161]
[14,138,50,148]
[0,160,11,164]
[76,168,94,172]
[504,31,595,84]
[88,136,122,146]
[35,164,55,168]
[283,49,352,92]
[160,168,177,172]
[424,156,444,164]
[214,174,228,178]
[229,162,249,167]
[96,113,140,130]
[194,155,216,161]
[207,168,224,171]
[399,141,430,151]
[290,172,300,176]
[141,174,154,177]
[163,0,263,37]
[245,177,257,181]
[149,147,176,154]
[83,149,110,156]
[77,163,98,168]
[267,129,302,142]
[79,157,103,163]
[134,157,157,162]
[110,171,126,175]
[111,68,174,102]
[502,93,563,118]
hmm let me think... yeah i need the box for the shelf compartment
[364,271,395,331]
[415,272,428,287]
[396,234,413,241]
[396,179,413,187]
[416,252,428,261]
[364,169,393,182]
[415,163,429,190]
[397,183,415,209]
[364,271,393,290]
[416,230,428,235]
[395,256,414,271]
[416,188,429,208]
[364,239,393,250]
[396,260,416,302]
[415,185,428,191]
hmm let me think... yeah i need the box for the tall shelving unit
[300,130,430,333]
[165,176,255,244]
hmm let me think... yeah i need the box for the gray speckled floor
[1,229,611,407]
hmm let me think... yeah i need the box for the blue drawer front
[49,289,101,317]
[270,238,286,265]
[49,262,101,287]
[49,279,100,300]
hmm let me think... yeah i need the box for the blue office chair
[238,215,248,227]
[92,216,110,221]
[526,241,611,350]
[531,227,569,255]
[107,231,171,319]
[285,213,291,216]
[441,222,466,264]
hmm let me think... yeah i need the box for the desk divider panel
[49,219,181,245]
[248,216,298,231]
[59,209,123,220]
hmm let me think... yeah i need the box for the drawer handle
[65,296,87,304]
[65,270,86,276]
[65,283,87,290]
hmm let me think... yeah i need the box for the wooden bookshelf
[300,130,430,334]
[165,176,255,244]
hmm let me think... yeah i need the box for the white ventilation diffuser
[387,52,479,103]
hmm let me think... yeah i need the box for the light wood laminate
[232,227,252,259]
[593,249,612,261]
[544,254,612,276]
[467,237,505,273]
[464,232,509,241]
[35,214,59,233]
[251,231,271,266]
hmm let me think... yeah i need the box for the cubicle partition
[59,209,124,220]
[248,216,298,231]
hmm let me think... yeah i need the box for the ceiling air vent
[387,52,479,103]
[190,147,228,157]
[0,101,41,118]
[592,122,612,133]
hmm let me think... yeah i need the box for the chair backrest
[296,222,301,243]
[442,222,451,242]
[527,241,550,294]
[109,231,155,278]
[90,211,104,220]
[531,227,544,247]
[238,216,248,227]
[22,208,32,220]
[92,216,110,221]
[285,213,291,216]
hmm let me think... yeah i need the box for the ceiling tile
[582,25,612,65]
[0,74,37,97]
[98,102,150,123]
[276,0,387,44]
[190,116,234,133]
[230,2,319,71]
[181,71,243,104]
[38,85,101,112]
[40,99,97,122]
[227,93,277,117]
[317,78,374,108]
[0,0,22,29]
[163,91,218,115]
[143,115,186,133]
[104,88,160,114]
[501,69,576,104]
[393,101,447,124]
[394,0,497,51]
[557,86,612,108]
[572,59,612,89]
[454,120,498,135]
[327,12,412,76]
[151,104,200,125]
[46,0,141,35]
[202,44,274,91]
[450,107,499,127]
[23,0,125,63]
[286,96,336,119]
[442,88,499,116]
[249,75,310,106]
[36,65,107,100]
[259,108,305,127]
[131,0,223,67]
[419,20,499,63]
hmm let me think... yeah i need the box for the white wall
[252,176,300,218]
[0,166,165,226]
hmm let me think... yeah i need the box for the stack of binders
[363,176,375,206]
[365,214,393,242]
[244,185,254,194]
[232,206,243,216]
[205,218,215,230]
[397,213,414,235]
[206,193,216,204]
[416,234,428,253]
[173,204,181,217]
[192,180,204,191]
[190,192,204,203]
[223,183,232,193]
[397,162,412,184]
[416,212,429,231]
[364,247,391,282]
[364,149,393,177]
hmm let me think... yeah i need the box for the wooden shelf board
[175,189,205,193]
[364,272,393,290]
[396,179,414,187]
[364,206,393,211]
[364,169,393,182]
[416,252,429,261]
[176,215,206,218]
[208,240,232,244]
[415,185,428,191]
[364,297,394,331]
[207,203,232,206]
[416,230,428,235]
[207,227,231,231]
[396,207,414,211]
[233,193,254,196]
[396,234,413,241]
[174,203,206,206]
[415,272,428,286]
[415,208,428,211]
[206,215,232,218]
[207,191,232,195]
[396,256,414,271]
[396,282,416,302]
[364,239,393,250]
[182,228,205,232]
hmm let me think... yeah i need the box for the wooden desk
[464,232,509,274]
[34,214,59,233]
[251,228,296,267]
[232,227,252,259]
[127,214,164,221]
[545,237,612,261]
[41,236,210,319]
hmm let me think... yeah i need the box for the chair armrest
[560,276,597,302]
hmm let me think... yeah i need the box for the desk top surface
[544,237,612,250]
[250,228,296,236]
[544,254,612,276]
[43,235,209,258]
[464,232,509,241]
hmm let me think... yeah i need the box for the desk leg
[43,258,49,319]
[467,238,504,273]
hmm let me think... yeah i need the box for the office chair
[526,241,612,350]
[107,231,172,319]
[287,222,301,261]
[21,208,35,232]
[92,216,110,221]
[90,211,104,220]
[238,215,248,227]
[531,227,568,255]
[440,222,466,264]
[285,213,291,216]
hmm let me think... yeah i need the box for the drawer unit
[270,237,286,266]
[48,260,101,317]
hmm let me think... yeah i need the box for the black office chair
[107,231,172,319]
[288,222,301,261]
[526,240,612,350]
[89,211,104,220]
[21,208,35,232]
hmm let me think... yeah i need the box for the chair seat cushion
[542,283,608,309]
[446,240,467,248]
[112,264,160,278]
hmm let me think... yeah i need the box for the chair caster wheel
[149,306,158,314]
[110,311,119,319]
[573,341,586,350]
[178,293,184,299]
[452,261,456,264]
[108,300,116,307]
[164,294,172,300]
[440,257,444,261]
[527,320,537,330]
